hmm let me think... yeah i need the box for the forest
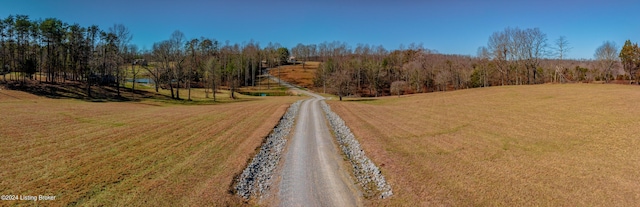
[1,14,639,100]
[311,28,640,99]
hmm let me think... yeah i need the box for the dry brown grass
[146,86,248,103]
[236,77,292,97]
[268,62,319,89]
[0,90,301,206]
[329,84,640,206]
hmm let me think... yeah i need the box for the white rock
[320,101,393,199]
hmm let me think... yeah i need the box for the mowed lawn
[0,90,300,206]
[329,84,640,206]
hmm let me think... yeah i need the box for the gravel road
[272,76,362,207]
[277,98,362,206]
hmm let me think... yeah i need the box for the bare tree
[150,40,171,93]
[129,44,141,99]
[330,63,353,101]
[554,36,571,60]
[521,28,548,84]
[595,41,619,83]
[486,27,549,85]
[169,30,185,99]
[186,38,199,101]
[109,24,132,97]
[551,36,571,83]
[435,67,450,91]
[292,43,303,65]
[477,46,491,87]
[405,59,424,93]
[302,44,310,69]
[390,81,408,96]
[198,37,217,99]
[205,56,218,101]
[487,29,509,85]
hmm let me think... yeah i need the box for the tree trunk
[86,70,92,98]
[116,69,120,97]
[212,77,216,102]
[169,81,174,99]
[132,64,136,100]
[205,73,209,98]
[252,60,256,86]
[154,68,159,92]
[176,82,180,99]
[230,82,235,99]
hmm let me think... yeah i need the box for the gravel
[234,99,392,200]
[234,100,302,199]
[321,101,393,199]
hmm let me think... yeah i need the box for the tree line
[0,14,135,97]
[144,31,291,101]
[2,14,639,100]
[310,27,640,100]
[0,14,294,100]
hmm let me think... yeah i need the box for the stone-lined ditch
[321,101,393,199]
[234,99,392,200]
[234,100,302,199]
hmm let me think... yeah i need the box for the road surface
[270,75,362,207]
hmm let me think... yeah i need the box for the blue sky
[1,0,639,59]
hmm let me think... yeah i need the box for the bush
[390,81,408,96]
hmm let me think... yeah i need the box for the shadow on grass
[344,98,378,102]
[3,80,267,106]
[150,97,256,105]
[3,80,173,103]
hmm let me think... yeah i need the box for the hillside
[268,62,319,90]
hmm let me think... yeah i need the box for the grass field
[0,89,301,206]
[237,77,293,97]
[124,74,295,102]
[329,84,640,206]
[268,62,319,89]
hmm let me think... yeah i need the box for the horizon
[2,0,639,59]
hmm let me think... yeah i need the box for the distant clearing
[0,90,300,206]
[329,84,640,206]
[268,62,319,89]
[237,77,292,97]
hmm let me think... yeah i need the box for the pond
[125,78,154,84]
